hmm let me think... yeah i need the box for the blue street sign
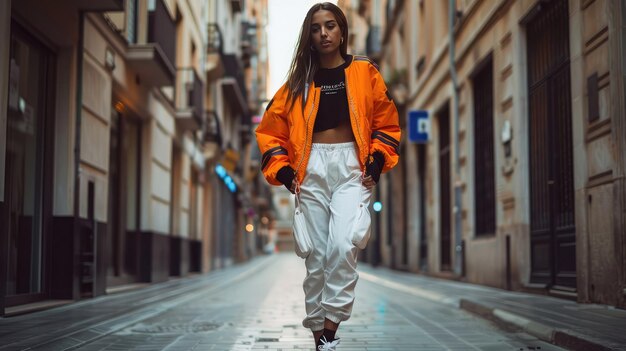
[408,110,430,143]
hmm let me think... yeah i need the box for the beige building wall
[377,0,625,307]
[88,0,211,249]
[81,17,115,224]
[569,0,626,306]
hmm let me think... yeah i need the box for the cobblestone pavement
[68,253,563,351]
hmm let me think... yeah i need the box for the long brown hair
[285,2,349,112]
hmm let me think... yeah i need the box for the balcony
[126,0,176,87]
[366,25,382,59]
[221,54,248,116]
[206,23,225,81]
[241,20,257,68]
[203,110,223,159]
[175,68,204,131]
[230,0,242,13]
[76,0,124,11]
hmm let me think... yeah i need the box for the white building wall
[80,38,113,222]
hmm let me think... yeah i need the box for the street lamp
[373,201,383,212]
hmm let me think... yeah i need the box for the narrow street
[1,0,626,350]
[0,254,563,351]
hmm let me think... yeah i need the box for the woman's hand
[289,180,298,194]
[362,175,376,189]
[277,166,297,194]
[363,151,384,189]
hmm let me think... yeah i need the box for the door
[438,104,452,271]
[1,23,55,306]
[526,0,576,290]
[106,108,141,286]
[417,144,428,270]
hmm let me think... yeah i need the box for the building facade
[0,0,267,316]
[344,0,626,308]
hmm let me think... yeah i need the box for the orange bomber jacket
[255,55,401,186]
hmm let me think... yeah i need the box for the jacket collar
[343,54,354,69]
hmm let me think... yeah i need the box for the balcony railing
[222,54,247,103]
[126,0,176,86]
[77,0,124,11]
[366,25,381,58]
[203,110,223,146]
[207,23,224,55]
[230,0,242,13]
[175,68,204,130]
[220,54,250,142]
[202,110,223,160]
[241,20,257,68]
[148,0,176,70]
[206,23,225,81]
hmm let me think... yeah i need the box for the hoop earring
[310,45,316,51]
[341,37,344,44]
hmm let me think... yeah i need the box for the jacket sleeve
[255,85,291,186]
[369,63,401,173]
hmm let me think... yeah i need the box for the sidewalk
[0,256,276,350]
[359,264,626,351]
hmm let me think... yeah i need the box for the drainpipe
[72,11,85,297]
[449,0,464,276]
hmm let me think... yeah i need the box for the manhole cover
[131,321,222,334]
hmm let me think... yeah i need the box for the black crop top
[313,60,350,132]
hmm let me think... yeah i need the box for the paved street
[0,253,565,351]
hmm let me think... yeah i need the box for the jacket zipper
[294,89,318,180]
[345,82,366,168]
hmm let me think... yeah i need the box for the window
[472,57,495,236]
[126,0,138,43]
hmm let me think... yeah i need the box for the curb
[459,299,614,351]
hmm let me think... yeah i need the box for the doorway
[417,144,428,271]
[438,104,452,271]
[106,107,141,286]
[1,22,56,306]
[526,0,576,290]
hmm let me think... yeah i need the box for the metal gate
[526,0,576,289]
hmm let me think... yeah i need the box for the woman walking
[255,2,400,350]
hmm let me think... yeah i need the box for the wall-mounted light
[105,47,116,71]
[114,101,125,113]
[501,120,512,158]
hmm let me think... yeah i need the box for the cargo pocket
[292,191,312,258]
[351,185,373,249]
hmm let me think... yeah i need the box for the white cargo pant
[299,142,372,331]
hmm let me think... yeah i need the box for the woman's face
[310,9,342,55]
